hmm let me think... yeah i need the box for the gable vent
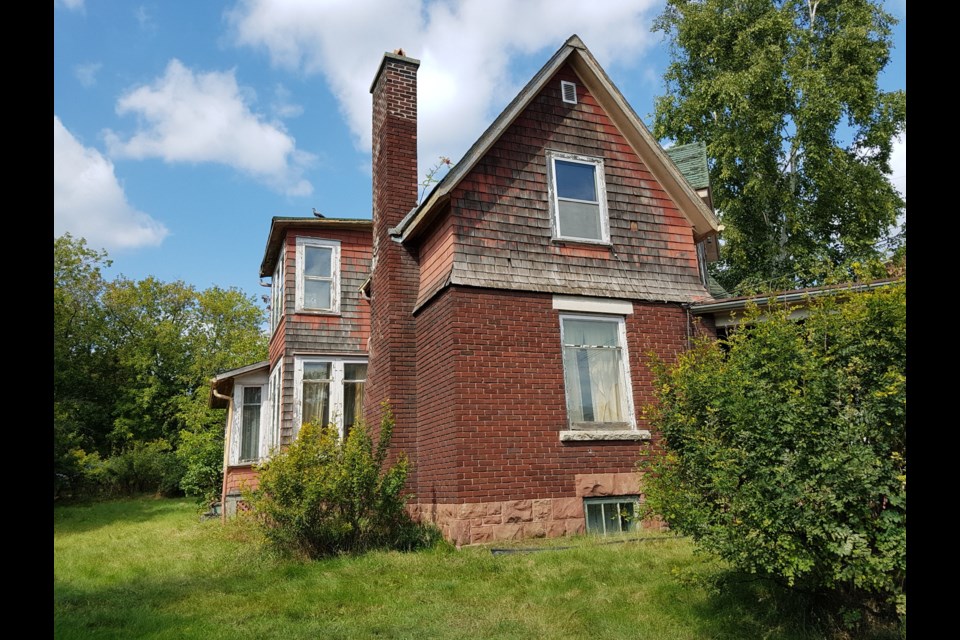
[561,80,577,105]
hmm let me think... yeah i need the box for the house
[210,35,725,545]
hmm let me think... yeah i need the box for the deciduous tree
[653,0,906,292]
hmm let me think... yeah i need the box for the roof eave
[396,34,720,244]
[259,217,373,277]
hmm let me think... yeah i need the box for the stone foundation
[412,472,665,546]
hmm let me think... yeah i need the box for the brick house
[209,35,724,545]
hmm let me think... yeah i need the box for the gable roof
[392,34,720,244]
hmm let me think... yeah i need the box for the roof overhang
[691,279,899,327]
[392,34,720,244]
[208,360,270,409]
[260,217,373,278]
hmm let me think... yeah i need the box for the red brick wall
[366,54,422,489]
[413,286,691,504]
[223,465,260,497]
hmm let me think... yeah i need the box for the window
[268,364,282,449]
[270,249,284,332]
[293,357,368,439]
[239,387,262,462]
[584,497,639,535]
[295,237,341,313]
[547,150,609,243]
[560,315,634,430]
[228,379,271,465]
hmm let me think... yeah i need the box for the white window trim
[292,356,368,440]
[584,496,640,535]
[560,80,578,105]
[268,363,282,453]
[228,382,272,465]
[546,150,610,244]
[270,249,284,332]
[558,313,639,440]
[295,237,341,314]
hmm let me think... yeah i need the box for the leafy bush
[641,279,905,629]
[177,427,224,506]
[245,405,441,558]
[104,439,184,497]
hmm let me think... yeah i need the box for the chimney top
[370,49,421,94]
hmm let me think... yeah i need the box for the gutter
[690,279,897,315]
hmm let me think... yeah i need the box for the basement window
[584,496,639,535]
[547,150,610,243]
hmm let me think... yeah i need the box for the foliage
[103,439,184,497]
[641,277,906,629]
[652,0,906,293]
[418,155,453,203]
[177,427,225,505]
[53,233,268,500]
[245,406,440,558]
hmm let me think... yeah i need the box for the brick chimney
[365,49,421,487]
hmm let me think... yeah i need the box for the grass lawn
[55,496,846,639]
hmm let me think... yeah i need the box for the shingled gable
[393,34,720,245]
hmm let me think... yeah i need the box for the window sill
[551,237,612,248]
[293,309,342,316]
[559,429,651,442]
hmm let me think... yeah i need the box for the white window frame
[584,496,640,535]
[546,150,610,244]
[292,356,368,440]
[295,237,341,314]
[559,313,636,431]
[228,382,272,465]
[269,248,284,332]
[268,363,282,452]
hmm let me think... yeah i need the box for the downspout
[212,383,233,522]
[683,303,692,349]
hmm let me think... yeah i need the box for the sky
[54,0,907,307]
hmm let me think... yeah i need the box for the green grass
[55,496,853,639]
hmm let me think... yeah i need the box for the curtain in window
[563,319,625,424]
[302,362,331,427]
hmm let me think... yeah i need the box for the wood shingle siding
[423,64,708,308]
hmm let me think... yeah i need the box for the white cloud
[226,0,660,177]
[889,131,905,200]
[54,116,169,250]
[74,62,102,88]
[104,59,314,196]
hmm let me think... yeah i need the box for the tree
[653,0,906,292]
[54,234,119,492]
[641,278,906,626]
[53,234,269,500]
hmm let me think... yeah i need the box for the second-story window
[295,237,341,313]
[270,249,284,332]
[547,150,610,243]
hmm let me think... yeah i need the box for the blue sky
[54,0,907,306]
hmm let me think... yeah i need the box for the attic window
[561,80,577,104]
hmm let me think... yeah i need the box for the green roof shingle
[665,141,710,191]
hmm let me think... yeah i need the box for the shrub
[244,405,441,558]
[176,427,224,506]
[104,439,184,497]
[641,278,905,629]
